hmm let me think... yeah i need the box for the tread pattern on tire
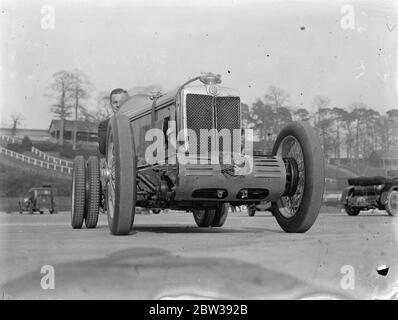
[386,189,398,217]
[85,156,101,228]
[271,121,325,233]
[248,206,256,217]
[106,114,137,235]
[193,209,216,227]
[212,203,229,227]
[71,155,86,229]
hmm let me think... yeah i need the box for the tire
[85,156,101,228]
[39,211,44,215]
[212,203,229,227]
[271,122,325,233]
[105,114,137,235]
[344,205,360,216]
[341,187,360,216]
[248,206,256,217]
[71,155,86,229]
[385,189,398,217]
[193,209,216,227]
[152,209,161,214]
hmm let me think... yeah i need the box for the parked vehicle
[19,186,55,214]
[71,73,325,235]
[341,176,398,216]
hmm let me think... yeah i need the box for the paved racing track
[0,209,397,299]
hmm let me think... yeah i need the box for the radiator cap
[199,72,222,85]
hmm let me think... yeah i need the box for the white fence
[0,146,72,175]
[31,146,73,168]
[0,135,21,145]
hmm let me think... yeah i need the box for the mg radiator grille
[185,94,240,157]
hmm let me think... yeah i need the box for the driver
[98,88,129,155]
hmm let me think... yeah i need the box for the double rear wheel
[193,203,229,227]
[71,156,100,229]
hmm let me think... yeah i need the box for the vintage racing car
[341,176,398,216]
[19,186,55,214]
[70,73,325,235]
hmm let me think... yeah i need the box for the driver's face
[111,93,126,113]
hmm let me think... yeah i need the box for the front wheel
[248,205,256,217]
[271,122,325,233]
[193,209,215,227]
[211,203,229,227]
[385,189,398,217]
[105,114,137,235]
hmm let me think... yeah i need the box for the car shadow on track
[0,247,350,300]
[130,225,284,234]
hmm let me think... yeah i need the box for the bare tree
[293,108,311,122]
[70,70,93,150]
[313,96,333,158]
[10,113,25,137]
[93,91,112,121]
[47,70,75,145]
[264,86,290,133]
[264,86,290,109]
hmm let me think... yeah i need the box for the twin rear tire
[193,203,229,228]
[71,156,100,229]
[71,156,86,228]
[71,114,137,235]
[85,156,101,228]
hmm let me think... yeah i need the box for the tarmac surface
[0,209,397,300]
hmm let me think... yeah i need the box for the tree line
[7,69,397,159]
[45,69,112,148]
[241,86,398,162]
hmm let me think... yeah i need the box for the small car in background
[19,186,55,214]
[341,176,398,216]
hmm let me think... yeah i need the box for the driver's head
[110,88,129,113]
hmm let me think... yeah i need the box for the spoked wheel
[211,203,229,227]
[105,114,137,235]
[85,156,101,228]
[271,122,324,233]
[385,189,398,217]
[71,155,86,229]
[193,209,216,227]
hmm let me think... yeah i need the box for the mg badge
[207,85,218,96]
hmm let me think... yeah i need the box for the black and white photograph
[0,0,397,303]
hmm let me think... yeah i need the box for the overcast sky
[0,0,397,129]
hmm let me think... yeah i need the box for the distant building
[48,120,99,145]
[0,128,51,142]
[368,149,398,171]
